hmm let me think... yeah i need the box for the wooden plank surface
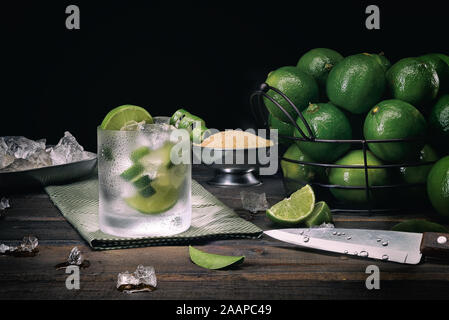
[1,165,449,299]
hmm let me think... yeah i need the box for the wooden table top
[1,165,449,300]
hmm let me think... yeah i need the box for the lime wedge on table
[304,201,333,227]
[266,184,315,225]
[189,246,245,270]
[125,185,179,214]
[100,105,153,130]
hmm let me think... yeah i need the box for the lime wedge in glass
[266,184,315,225]
[304,201,333,227]
[100,105,153,130]
[125,185,179,214]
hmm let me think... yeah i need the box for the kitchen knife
[264,228,449,264]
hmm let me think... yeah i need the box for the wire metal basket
[250,83,435,215]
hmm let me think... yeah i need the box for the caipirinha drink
[97,105,191,237]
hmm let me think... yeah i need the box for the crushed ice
[117,265,157,293]
[240,191,269,213]
[0,132,92,172]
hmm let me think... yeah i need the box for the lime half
[304,201,333,227]
[266,184,315,225]
[100,105,153,130]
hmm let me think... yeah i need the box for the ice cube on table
[117,265,157,293]
[240,191,269,213]
[0,235,39,256]
[19,236,39,252]
[0,197,10,211]
[48,131,91,165]
[67,246,83,265]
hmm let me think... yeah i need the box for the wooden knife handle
[420,233,449,259]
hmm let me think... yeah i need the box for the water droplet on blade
[382,241,388,246]
[382,254,389,260]
[303,236,309,243]
[359,251,368,257]
[347,236,352,240]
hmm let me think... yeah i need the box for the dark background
[1,0,448,151]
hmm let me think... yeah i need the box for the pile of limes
[266,49,449,218]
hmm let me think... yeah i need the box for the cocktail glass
[97,123,191,237]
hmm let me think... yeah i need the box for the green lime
[329,150,390,204]
[326,53,386,114]
[436,54,449,67]
[120,163,144,181]
[138,184,156,198]
[391,219,448,233]
[427,156,449,219]
[189,246,244,270]
[130,146,151,162]
[293,103,352,163]
[263,66,319,122]
[266,184,315,225]
[268,114,295,146]
[100,105,153,130]
[125,185,179,214]
[398,145,439,201]
[419,53,449,91]
[296,48,344,88]
[304,201,333,227]
[132,175,153,190]
[364,99,427,162]
[429,94,449,155]
[281,144,326,193]
[386,58,439,107]
[371,53,391,72]
[156,164,187,189]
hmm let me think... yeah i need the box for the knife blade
[264,228,424,264]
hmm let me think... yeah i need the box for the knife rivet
[437,236,447,244]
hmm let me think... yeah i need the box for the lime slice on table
[189,246,245,270]
[100,105,153,130]
[304,201,333,227]
[125,185,179,214]
[266,185,315,225]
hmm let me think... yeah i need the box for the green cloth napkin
[45,177,262,250]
